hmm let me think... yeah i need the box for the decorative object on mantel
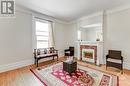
[96,38,100,41]
[31,62,118,86]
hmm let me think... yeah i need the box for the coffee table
[63,61,77,75]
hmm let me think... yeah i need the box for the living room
[0,0,130,86]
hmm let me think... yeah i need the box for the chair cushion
[36,53,57,58]
[107,58,122,64]
[65,51,70,54]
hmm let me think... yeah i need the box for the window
[35,20,49,48]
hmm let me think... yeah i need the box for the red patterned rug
[30,62,119,86]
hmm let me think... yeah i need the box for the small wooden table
[63,61,77,75]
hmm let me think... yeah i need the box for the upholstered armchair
[106,50,123,74]
[64,47,74,57]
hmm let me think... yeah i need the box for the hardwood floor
[78,61,130,86]
[0,57,130,86]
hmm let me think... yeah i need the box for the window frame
[35,19,50,49]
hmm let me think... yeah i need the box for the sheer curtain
[48,22,55,47]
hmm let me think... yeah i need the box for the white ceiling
[16,0,130,22]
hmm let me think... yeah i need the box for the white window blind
[35,20,49,48]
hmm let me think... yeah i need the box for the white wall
[53,22,68,56]
[85,29,97,41]
[65,8,130,70]
[0,12,33,65]
[63,22,78,57]
[104,8,130,69]
[80,27,102,41]
[78,13,103,28]
[0,7,68,72]
[64,14,103,58]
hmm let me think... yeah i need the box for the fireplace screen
[83,51,93,59]
[82,49,94,59]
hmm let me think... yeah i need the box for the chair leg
[121,70,123,74]
[106,61,107,70]
[106,65,107,70]
[57,55,58,61]
[53,56,54,60]
[121,65,123,74]
[36,59,39,67]
[73,56,74,60]
[34,58,36,65]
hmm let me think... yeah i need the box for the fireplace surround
[80,45,97,64]
[77,41,103,65]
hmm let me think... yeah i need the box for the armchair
[64,46,74,57]
[106,50,123,74]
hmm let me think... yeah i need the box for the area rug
[30,62,119,86]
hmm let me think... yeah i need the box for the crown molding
[77,11,104,22]
[16,4,130,24]
[106,4,130,15]
[71,4,130,23]
[16,5,69,24]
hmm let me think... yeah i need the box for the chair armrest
[106,55,109,59]
[33,49,37,58]
[54,49,58,53]
[64,49,69,52]
[121,56,123,61]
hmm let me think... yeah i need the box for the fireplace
[77,41,104,65]
[80,45,97,64]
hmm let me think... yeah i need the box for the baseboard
[0,56,64,73]
[0,59,33,73]
[123,62,130,70]
[1,57,129,73]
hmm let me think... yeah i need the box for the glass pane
[37,36,48,41]
[35,20,50,48]
[36,31,49,36]
[36,21,49,32]
[37,41,48,48]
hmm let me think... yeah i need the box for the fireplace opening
[83,50,94,59]
[82,49,95,63]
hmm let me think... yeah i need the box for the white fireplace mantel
[77,41,104,65]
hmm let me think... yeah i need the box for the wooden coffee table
[63,61,77,75]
